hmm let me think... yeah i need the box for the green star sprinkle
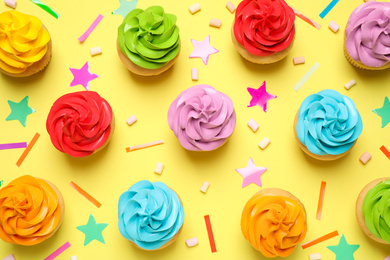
[77,214,108,246]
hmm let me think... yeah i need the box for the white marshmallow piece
[309,253,322,260]
[2,254,15,260]
[154,162,164,175]
[258,137,271,150]
[209,18,222,28]
[192,68,198,81]
[384,255,390,260]
[189,3,201,14]
[186,237,199,247]
[293,56,305,65]
[70,256,78,260]
[4,0,16,8]
[126,115,137,126]
[200,181,210,193]
[90,46,102,56]
[360,152,372,165]
[247,118,259,132]
[344,79,356,90]
[328,20,340,33]
[226,1,236,13]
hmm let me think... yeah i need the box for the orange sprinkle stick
[316,181,327,220]
[293,8,322,30]
[301,230,339,249]
[380,145,390,159]
[204,215,217,253]
[16,132,40,167]
[125,140,164,152]
[69,181,102,208]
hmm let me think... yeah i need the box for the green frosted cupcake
[117,6,181,76]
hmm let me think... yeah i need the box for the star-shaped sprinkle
[112,0,138,18]
[372,96,390,128]
[6,96,36,127]
[327,235,360,260]
[189,35,219,65]
[247,81,277,112]
[235,157,267,188]
[77,214,108,246]
[69,62,99,91]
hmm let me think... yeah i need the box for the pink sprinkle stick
[78,14,104,43]
[44,241,71,260]
[293,8,321,30]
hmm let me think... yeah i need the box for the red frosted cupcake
[46,91,114,157]
[231,0,295,64]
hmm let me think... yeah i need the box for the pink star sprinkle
[189,35,219,65]
[247,81,277,112]
[235,158,267,188]
[69,62,99,91]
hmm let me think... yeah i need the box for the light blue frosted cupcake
[118,180,184,250]
[294,89,363,160]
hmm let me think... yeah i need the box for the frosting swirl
[46,91,113,157]
[168,84,236,151]
[0,10,50,74]
[363,179,390,243]
[118,6,180,69]
[296,89,363,156]
[0,175,63,246]
[118,180,184,250]
[345,2,390,68]
[241,189,307,257]
[233,0,295,56]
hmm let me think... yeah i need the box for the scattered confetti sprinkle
[204,215,217,253]
[69,62,99,91]
[0,180,3,187]
[78,14,104,43]
[16,132,40,167]
[316,181,326,220]
[44,241,70,260]
[302,230,339,249]
[247,81,277,112]
[319,0,340,19]
[372,97,390,128]
[77,214,108,246]
[380,145,390,159]
[293,62,320,92]
[30,0,59,19]
[189,35,219,65]
[112,0,138,18]
[70,181,102,208]
[235,158,267,188]
[293,8,321,29]
[6,96,35,127]
[327,235,360,260]
[0,142,27,150]
[125,140,164,152]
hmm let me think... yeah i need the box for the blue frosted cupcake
[118,180,184,250]
[293,89,363,160]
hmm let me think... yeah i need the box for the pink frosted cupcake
[168,85,236,151]
[344,2,390,70]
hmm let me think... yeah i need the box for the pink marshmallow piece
[360,152,372,165]
[209,18,222,28]
[2,254,15,260]
[4,0,16,8]
[226,1,236,13]
[192,68,198,81]
[293,56,305,65]
[328,20,340,33]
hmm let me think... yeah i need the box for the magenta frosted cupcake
[167,85,236,151]
[344,2,390,70]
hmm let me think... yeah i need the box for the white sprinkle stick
[4,0,16,8]
[200,181,210,193]
[90,46,102,56]
[2,254,15,260]
[247,119,259,132]
[226,1,236,13]
[293,62,320,92]
[186,237,199,247]
[192,68,198,81]
[344,79,356,90]
[209,18,222,28]
[293,56,305,65]
[70,256,78,260]
[258,137,271,149]
[154,162,164,174]
[189,3,201,14]
[126,115,137,126]
[360,152,372,165]
[309,253,322,260]
[328,20,340,33]
[126,140,164,152]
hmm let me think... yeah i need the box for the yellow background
[0,0,389,259]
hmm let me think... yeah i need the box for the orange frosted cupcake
[241,188,307,257]
[0,11,52,77]
[0,175,64,246]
